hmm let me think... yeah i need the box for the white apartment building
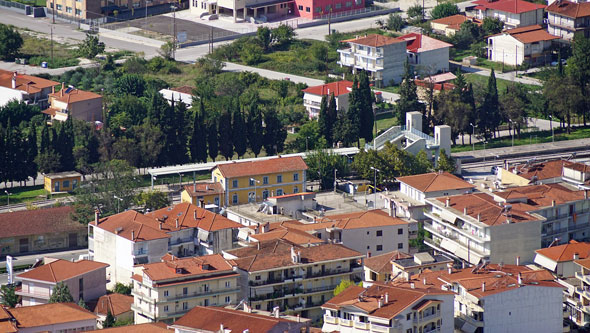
[322,283,455,333]
[398,33,452,76]
[223,239,364,320]
[338,34,407,87]
[364,251,453,282]
[546,0,590,41]
[567,258,590,327]
[469,0,546,28]
[487,25,558,66]
[301,80,352,119]
[534,240,590,278]
[132,253,240,324]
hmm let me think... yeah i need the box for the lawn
[19,33,79,69]
[451,48,517,73]
[464,73,539,93]
[0,185,49,206]
[451,127,590,153]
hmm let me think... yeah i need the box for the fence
[314,5,392,20]
[0,0,26,13]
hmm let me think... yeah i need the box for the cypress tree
[344,76,361,146]
[263,109,287,155]
[207,118,219,161]
[218,109,233,161]
[61,117,75,171]
[233,107,247,158]
[26,123,38,184]
[318,94,336,146]
[480,68,500,139]
[190,100,208,163]
[0,127,5,184]
[358,71,375,143]
[173,101,189,165]
[396,62,422,126]
[247,104,263,157]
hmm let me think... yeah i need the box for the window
[164,290,169,297]
[66,6,72,12]
[376,230,382,237]
[326,4,331,11]
[335,3,341,8]
[355,0,361,4]
[225,296,231,303]
[78,278,84,301]
[262,190,269,199]
[164,305,169,312]
[398,228,403,235]
[305,6,310,11]
[263,176,269,184]
[367,245,370,249]
[293,173,299,181]
[56,4,62,9]
[315,6,321,12]
[232,194,238,204]
[276,189,283,196]
[73,179,77,189]
[232,180,238,188]
[376,245,382,251]
[277,175,283,183]
[293,186,299,194]
[183,287,188,295]
[407,313,411,320]
[204,299,210,306]
[225,281,231,288]
[249,178,255,186]
[75,8,81,15]
[398,243,403,249]
[63,180,70,188]
[255,275,261,280]
[183,302,188,310]
[298,4,303,9]
[345,1,352,6]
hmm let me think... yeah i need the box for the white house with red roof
[469,0,546,28]
[338,34,407,87]
[398,33,452,76]
[301,80,352,119]
[546,0,590,41]
[487,25,559,66]
[534,240,590,277]
[0,70,60,109]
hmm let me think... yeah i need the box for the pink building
[294,0,364,19]
[16,258,109,306]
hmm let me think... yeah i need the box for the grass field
[0,185,49,206]
[451,127,590,153]
[19,33,79,69]
[464,73,540,93]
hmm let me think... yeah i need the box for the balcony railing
[16,289,51,299]
[576,273,590,287]
[424,214,490,242]
[134,248,148,256]
[169,237,193,246]
[414,310,441,323]
[424,222,490,256]
[354,321,370,330]
[339,318,352,327]
[250,267,360,287]
[370,323,393,333]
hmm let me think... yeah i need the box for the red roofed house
[338,34,407,87]
[534,240,590,277]
[302,80,352,119]
[212,156,308,206]
[0,302,98,332]
[398,33,452,76]
[16,258,108,306]
[0,206,87,257]
[321,283,455,333]
[431,14,482,36]
[181,182,225,209]
[546,0,590,41]
[487,25,559,66]
[469,0,546,28]
[87,293,134,328]
[43,83,103,123]
[0,70,59,109]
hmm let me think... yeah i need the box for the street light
[508,119,514,147]
[113,195,123,214]
[470,123,476,151]
[482,141,487,162]
[4,191,12,211]
[370,167,380,209]
[250,178,260,203]
[549,114,554,143]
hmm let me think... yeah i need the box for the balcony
[576,272,590,286]
[414,311,441,323]
[250,267,359,287]
[169,237,193,246]
[370,323,394,333]
[249,275,304,287]
[133,248,148,256]
[339,318,352,327]
[354,321,370,330]
[424,222,490,256]
[165,288,240,302]
[424,327,441,333]
[16,289,50,299]
[324,315,338,325]
[424,213,490,242]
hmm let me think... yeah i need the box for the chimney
[367,251,371,258]
[482,282,486,292]
[131,230,135,241]
[517,273,522,285]
[11,72,16,89]
[574,252,580,260]
[445,197,450,207]
[464,207,467,215]
[194,210,197,220]
[257,242,260,250]
[220,324,224,333]
[378,298,383,308]
[423,277,427,285]
[175,218,179,228]
[477,214,481,222]
[384,292,389,303]
[516,256,520,266]
[410,282,415,289]
[552,200,556,207]
[447,263,453,274]
[94,209,100,225]
[585,190,588,200]
[52,85,55,94]
[159,222,163,230]
[61,82,65,96]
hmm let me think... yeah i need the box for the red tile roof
[499,25,560,43]
[472,0,545,14]
[364,251,412,273]
[431,14,469,26]
[135,253,236,284]
[84,322,171,332]
[50,88,102,104]
[7,303,97,328]
[495,183,586,208]
[302,81,353,97]
[0,70,59,94]
[249,227,323,245]
[87,293,133,317]
[281,210,407,232]
[397,172,474,193]
[415,80,455,91]
[398,33,453,53]
[93,210,170,242]
[0,206,85,239]
[17,259,108,283]
[183,183,224,197]
[342,34,406,47]
[172,306,305,332]
[547,0,590,18]
[215,156,308,179]
[147,202,241,232]
[535,240,590,262]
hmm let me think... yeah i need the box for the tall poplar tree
[218,109,233,160]
[247,104,263,157]
[233,107,247,158]
[190,100,208,163]
[317,95,331,146]
[207,118,219,161]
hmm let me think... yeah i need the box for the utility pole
[209,26,213,54]
[172,5,177,60]
[52,0,55,24]
[51,25,54,66]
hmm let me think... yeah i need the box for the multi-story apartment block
[469,0,546,28]
[16,258,108,306]
[568,257,590,327]
[212,156,308,206]
[48,0,181,19]
[364,251,453,282]
[0,70,59,109]
[398,33,452,76]
[43,84,103,123]
[535,240,590,278]
[338,34,407,87]
[401,264,563,333]
[424,192,545,265]
[546,0,590,41]
[487,25,559,66]
[301,81,352,119]
[132,253,240,324]
[322,283,455,333]
[223,239,364,320]
[278,210,409,255]
[494,184,590,248]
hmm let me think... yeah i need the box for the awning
[461,320,478,333]
[440,239,458,253]
[441,210,457,224]
[534,254,558,272]
[197,229,210,242]
[246,0,293,8]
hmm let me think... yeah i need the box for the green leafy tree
[544,74,583,133]
[78,298,88,310]
[173,101,190,165]
[257,26,272,52]
[334,280,356,296]
[135,190,170,212]
[233,108,247,158]
[0,24,23,60]
[415,150,433,174]
[247,104,264,157]
[218,109,234,160]
[568,35,590,125]
[263,109,287,155]
[271,24,296,47]
[241,43,264,65]
[478,69,501,139]
[407,4,424,23]
[114,74,146,97]
[77,33,105,59]
[190,100,208,163]
[305,149,349,190]
[102,54,115,71]
[434,89,472,145]
[386,13,405,31]
[158,41,175,60]
[133,122,164,169]
[292,121,325,152]
[102,309,116,328]
[396,62,422,125]
[311,43,329,71]
[500,84,529,136]
[435,149,456,173]
[48,282,74,303]
[430,3,459,19]
[318,95,331,145]
[0,100,39,127]
[481,17,504,35]
[0,284,18,307]
[338,76,362,146]
[112,282,132,295]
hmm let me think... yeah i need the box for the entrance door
[54,181,59,192]
[19,238,29,253]
[69,233,78,247]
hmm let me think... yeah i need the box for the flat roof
[44,171,82,179]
